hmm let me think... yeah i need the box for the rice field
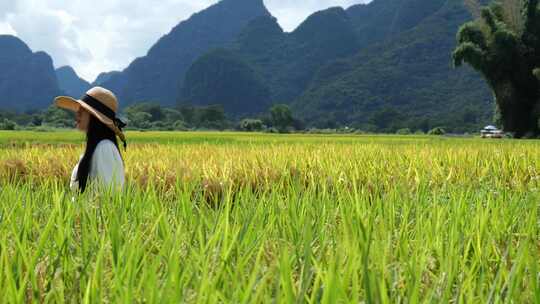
[0,131,539,303]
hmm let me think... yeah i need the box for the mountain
[179,7,361,109]
[0,0,493,132]
[102,0,271,107]
[293,0,492,132]
[92,71,121,86]
[56,66,91,97]
[346,0,448,48]
[182,0,453,107]
[0,35,62,111]
[180,0,492,132]
[181,48,271,116]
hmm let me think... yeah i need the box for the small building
[481,125,504,138]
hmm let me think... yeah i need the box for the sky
[0,0,367,82]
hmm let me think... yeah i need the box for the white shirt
[70,139,125,192]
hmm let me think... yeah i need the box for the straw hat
[55,87,126,143]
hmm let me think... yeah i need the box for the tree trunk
[494,82,539,138]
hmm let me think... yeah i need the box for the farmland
[0,131,539,302]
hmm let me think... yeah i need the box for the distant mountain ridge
[0,35,61,111]
[102,0,271,106]
[181,48,272,116]
[180,0,492,131]
[92,71,121,87]
[56,66,91,97]
[179,7,361,109]
[346,0,448,47]
[294,0,492,131]
[0,0,494,132]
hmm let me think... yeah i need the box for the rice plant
[0,131,539,302]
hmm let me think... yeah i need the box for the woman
[55,87,127,193]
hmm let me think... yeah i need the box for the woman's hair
[77,115,121,192]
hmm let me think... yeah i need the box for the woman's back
[71,139,125,191]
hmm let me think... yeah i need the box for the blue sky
[0,0,367,81]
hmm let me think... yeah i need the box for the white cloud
[266,0,366,31]
[0,21,16,35]
[0,0,368,81]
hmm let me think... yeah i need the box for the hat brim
[55,96,126,142]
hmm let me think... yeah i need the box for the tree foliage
[428,127,446,135]
[454,0,540,137]
[0,118,17,130]
[125,103,229,130]
[239,119,265,132]
[270,104,295,133]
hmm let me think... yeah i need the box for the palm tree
[453,0,540,138]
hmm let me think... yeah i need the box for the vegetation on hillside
[180,49,271,116]
[178,0,499,134]
[294,1,492,133]
[346,0,448,47]
[183,8,361,107]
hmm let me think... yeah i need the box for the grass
[0,131,539,302]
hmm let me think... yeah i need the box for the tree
[453,0,540,138]
[239,119,264,131]
[428,127,446,136]
[0,118,17,130]
[368,106,403,132]
[172,120,188,131]
[42,106,73,128]
[178,106,197,125]
[396,128,412,135]
[163,108,183,123]
[125,103,164,122]
[198,105,226,123]
[270,104,294,132]
[128,112,152,129]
